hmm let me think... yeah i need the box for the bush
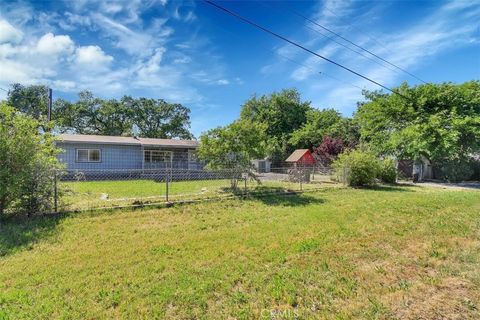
[378,158,397,183]
[0,103,60,216]
[333,149,379,186]
[436,158,475,182]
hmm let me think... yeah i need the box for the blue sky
[0,0,479,136]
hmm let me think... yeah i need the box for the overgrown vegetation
[197,82,480,181]
[355,81,480,181]
[332,150,398,186]
[0,103,60,216]
[1,187,479,318]
[378,158,397,183]
[333,149,380,186]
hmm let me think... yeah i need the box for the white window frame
[144,150,172,163]
[76,149,101,163]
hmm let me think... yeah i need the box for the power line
[206,13,366,92]
[322,6,393,56]
[284,6,427,84]
[203,0,409,99]
[256,1,400,76]
[276,53,365,91]
[0,87,8,92]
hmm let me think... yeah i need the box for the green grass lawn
[1,185,479,319]
[60,178,327,210]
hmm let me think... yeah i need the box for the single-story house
[56,134,201,171]
[285,149,316,166]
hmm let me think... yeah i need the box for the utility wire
[284,6,427,84]
[322,6,393,56]
[203,0,409,99]
[277,53,365,91]
[0,87,8,92]
[207,13,366,92]
[256,1,400,75]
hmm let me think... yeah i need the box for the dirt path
[399,181,480,190]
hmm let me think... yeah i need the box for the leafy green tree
[6,83,50,120]
[198,120,267,169]
[55,91,133,136]
[240,89,311,162]
[131,98,193,139]
[55,91,194,139]
[198,120,268,188]
[289,109,358,148]
[355,81,480,180]
[0,103,60,216]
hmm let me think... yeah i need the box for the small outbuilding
[251,158,272,173]
[285,149,316,166]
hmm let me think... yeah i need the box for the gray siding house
[56,134,201,171]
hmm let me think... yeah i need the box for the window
[144,150,172,163]
[76,149,101,162]
[188,150,197,162]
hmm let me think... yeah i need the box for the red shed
[285,149,316,166]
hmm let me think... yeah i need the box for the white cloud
[0,19,23,43]
[216,79,229,85]
[36,33,74,56]
[52,80,76,91]
[0,0,223,113]
[173,56,191,64]
[74,45,113,70]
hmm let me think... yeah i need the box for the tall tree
[54,91,133,136]
[240,88,311,162]
[54,92,194,139]
[198,120,267,169]
[355,81,480,180]
[132,98,193,139]
[7,83,49,120]
[289,108,358,149]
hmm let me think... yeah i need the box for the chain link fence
[49,164,334,212]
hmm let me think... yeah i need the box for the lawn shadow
[0,213,68,257]
[246,187,325,206]
[359,184,419,192]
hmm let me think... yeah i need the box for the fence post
[165,174,169,202]
[300,167,303,191]
[54,170,58,213]
[244,173,247,196]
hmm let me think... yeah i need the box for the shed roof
[285,149,311,162]
[57,134,199,148]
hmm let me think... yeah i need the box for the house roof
[285,149,311,162]
[56,134,199,148]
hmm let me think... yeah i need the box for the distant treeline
[5,83,194,139]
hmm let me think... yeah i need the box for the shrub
[0,103,60,216]
[378,158,397,183]
[436,158,475,182]
[333,149,379,186]
[312,136,344,166]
